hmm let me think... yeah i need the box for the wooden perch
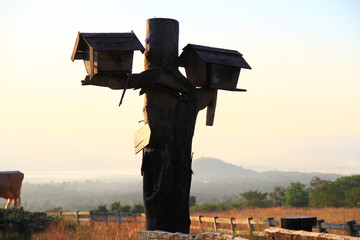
[206,89,218,126]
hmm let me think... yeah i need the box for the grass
[29,207,359,240]
[31,219,145,240]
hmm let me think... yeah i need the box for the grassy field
[31,207,359,240]
[31,219,145,240]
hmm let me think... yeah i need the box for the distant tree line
[44,175,359,213]
[92,201,144,213]
[190,175,360,212]
[46,202,145,213]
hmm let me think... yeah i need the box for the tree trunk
[141,18,197,233]
[79,17,216,233]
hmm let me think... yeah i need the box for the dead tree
[71,17,250,233]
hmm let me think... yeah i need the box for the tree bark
[141,18,197,233]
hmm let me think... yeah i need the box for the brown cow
[0,171,24,209]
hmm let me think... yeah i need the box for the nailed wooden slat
[321,222,349,230]
[133,123,151,154]
[77,212,91,216]
[251,219,269,225]
[206,89,217,126]
[232,219,250,224]
[199,217,216,223]
[216,218,233,224]
[61,212,77,216]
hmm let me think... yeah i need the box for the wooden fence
[190,216,360,237]
[190,216,279,238]
[316,219,360,237]
[46,211,143,225]
[46,212,360,237]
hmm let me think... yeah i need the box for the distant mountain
[190,157,342,202]
[192,157,256,178]
[15,157,345,211]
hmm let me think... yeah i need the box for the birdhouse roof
[71,32,145,61]
[179,44,251,69]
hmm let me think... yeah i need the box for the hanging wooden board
[133,123,151,154]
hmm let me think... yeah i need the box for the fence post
[89,211,94,226]
[316,219,327,233]
[247,217,254,238]
[213,216,219,231]
[116,212,120,224]
[76,211,80,225]
[267,217,275,227]
[199,215,203,231]
[230,217,235,235]
[104,211,108,226]
[347,220,359,237]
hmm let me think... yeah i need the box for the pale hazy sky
[1,0,359,180]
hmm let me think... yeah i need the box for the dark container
[281,215,317,232]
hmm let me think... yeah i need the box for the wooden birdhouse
[179,44,251,91]
[71,32,145,79]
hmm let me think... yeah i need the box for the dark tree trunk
[79,18,216,233]
[141,18,197,233]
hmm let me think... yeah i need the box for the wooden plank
[90,47,94,77]
[216,218,233,224]
[71,32,81,61]
[269,219,280,227]
[199,217,216,223]
[61,212,77,216]
[251,219,269,225]
[206,89,217,126]
[320,222,349,230]
[133,123,151,154]
[77,212,91,216]
[210,64,240,89]
[232,218,250,225]
[97,51,133,72]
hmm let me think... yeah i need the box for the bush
[0,208,53,238]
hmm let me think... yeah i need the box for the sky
[1,0,359,182]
